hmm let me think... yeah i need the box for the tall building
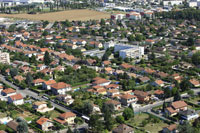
[0,51,10,64]
[114,44,144,59]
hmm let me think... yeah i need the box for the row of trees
[156,8,200,21]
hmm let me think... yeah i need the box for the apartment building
[0,51,10,64]
[114,44,144,59]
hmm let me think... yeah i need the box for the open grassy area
[126,113,169,133]
[0,9,110,22]
[49,110,60,119]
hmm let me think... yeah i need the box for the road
[0,74,70,112]
[133,93,188,113]
[45,22,54,29]
[0,74,88,131]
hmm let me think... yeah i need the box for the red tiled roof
[171,101,187,109]
[2,88,16,94]
[36,117,51,125]
[9,93,23,101]
[59,112,76,119]
[51,82,71,90]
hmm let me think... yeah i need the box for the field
[0,9,110,22]
[126,113,169,133]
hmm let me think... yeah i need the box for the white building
[104,41,115,50]
[189,0,200,7]
[51,82,72,95]
[111,13,125,20]
[0,51,10,64]
[114,44,144,59]
[126,12,141,20]
[8,93,24,105]
[163,0,183,6]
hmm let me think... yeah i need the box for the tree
[66,127,73,133]
[10,68,18,77]
[102,103,114,113]
[122,107,134,120]
[47,101,52,108]
[116,115,125,124]
[89,114,104,132]
[83,102,93,115]
[178,121,194,133]
[25,73,33,87]
[162,101,166,112]
[44,51,51,65]
[174,90,181,101]
[192,51,200,65]
[103,107,115,131]
[59,58,63,65]
[100,19,105,25]
[16,117,28,133]
[180,79,191,92]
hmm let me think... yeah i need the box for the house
[92,78,111,86]
[171,73,182,83]
[33,101,54,113]
[133,90,150,103]
[165,107,178,117]
[1,88,16,96]
[7,120,18,132]
[162,124,177,133]
[112,124,134,133]
[32,79,45,86]
[107,89,120,98]
[8,93,24,105]
[189,79,200,87]
[105,84,120,90]
[54,112,76,125]
[88,86,107,95]
[36,117,53,131]
[154,90,164,99]
[14,75,24,82]
[37,64,47,71]
[165,101,188,117]
[51,82,72,95]
[104,67,114,74]
[171,101,188,112]
[179,110,199,121]
[105,100,121,111]
[56,94,74,105]
[152,80,164,87]
[120,94,138,106]
[138,76,150,83]
[42,80,56,90]
[102,60,111,67]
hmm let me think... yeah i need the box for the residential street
[0,74,89,131]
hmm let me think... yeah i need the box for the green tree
[178,121,194,133]
[122,107,134,120]
[89,114,104,132]
[116,115,125,124]
[174,90,181,101]
[180,79,191,92]
[192,51,200,65]
[10,68,18,77]
[16,117,28,133]
[25,73,33,87]
[67,127,73,133]
[44,51,51,65]
[83,102,93,115]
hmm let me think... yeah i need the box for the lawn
[49,110,60,119]
[0,9,110,22]
[126,113,169,133]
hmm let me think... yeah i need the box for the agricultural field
[0,9,110,21]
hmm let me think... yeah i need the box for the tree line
[156,8,200,21]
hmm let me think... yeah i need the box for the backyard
[126,113,169,133]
